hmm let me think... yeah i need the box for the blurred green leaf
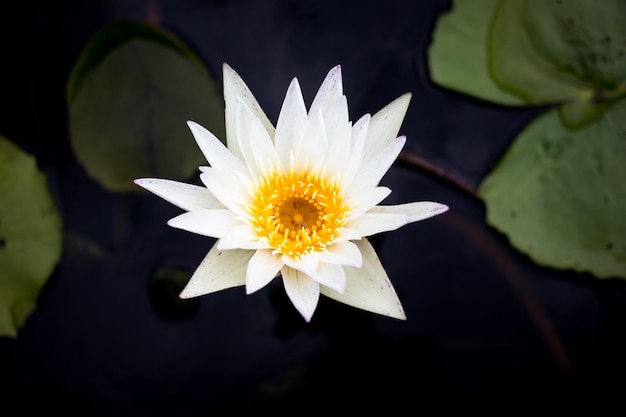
[68,20,225,192]
[490,0,626,128]
[489,0,587,105]
[479,99,626,278]
[559,98,614,130]
[430,0,626,128]
[521,0,626,93]
[0,135,62,337]
[428,0,525,106]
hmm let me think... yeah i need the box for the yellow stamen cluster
[248,170,348,259]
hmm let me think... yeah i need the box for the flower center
[248,170,348,259]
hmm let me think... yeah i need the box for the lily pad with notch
[67,20,225,192]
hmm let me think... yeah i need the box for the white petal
[282,267,320,322]
[348,136,406,196]
[363,92,411,162]
[222,63,275,160]
[235,98,280,179]
[309,65,343,118]
[167,209,241,238]
[186,121,246,172]
[179,244,251,299]
[351,114,370,153]
[368,201,450,217]
[245,249,283,294]
[345,186,391,220]
[322,95,350,139]
[318,240,362,268]
[334,227,364,242]
[134,178,224,211]
[275,78,308,169]
[281,252,319,276]
[310,262,345,294]
[346,201,449,237]
[321,95,351,176]
[343,113,370,187]
[199,169,248,216]
[218,224,269,250]
[320,238,406,320]
[297,107,328,171]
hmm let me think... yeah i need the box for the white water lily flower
[135,63,448,322]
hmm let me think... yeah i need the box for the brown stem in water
[402,149,573,372]
[397,150,477,198]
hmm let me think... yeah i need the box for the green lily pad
[490,0,626,128]
[67,20,225,192]
[522,0,626,93]
[428,0,525,106]
[0,135,62,337]
[479,99,626,278]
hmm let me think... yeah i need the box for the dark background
[2,0,626,415]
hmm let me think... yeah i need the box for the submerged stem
[397,150,477,197]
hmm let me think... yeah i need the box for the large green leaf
[427,0,525,106]
[490,0,626,128]
[522,0,626,94]
[489,0,587,104]
[68,20,225,192]
[0,135,62,337]
[479,99,626,278]
[430,0,626,128]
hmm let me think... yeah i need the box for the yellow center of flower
[248,170,348,259]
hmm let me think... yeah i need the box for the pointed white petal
[368,201,450,217]
[320,239,406,320]
[310,262,345,294]
[346,201,449,237]
[282,267,320,322]
[134,178,224,211]
[348,136,406,196]
[345,186,391,220]
[322,101,352,179]
[343,113,370,187]
[167,209,241,238]
[235,98,280,179]
[245,249,283,294]
[297,107,328,171]
[309,65,343,118]
[179,244,251,299]
[281,252,319,276]
[275,78,308,169]
[231,169,255,194]
[199,169,248,216]
[363,92,411,162]
[322,95,350,140]
[345,214,405,238]
[218,224,270,250]
[318,240,362,267]
[222,63,275,160]
[351,114,371,152]
[186,121,246,172]
[334,227,364,242]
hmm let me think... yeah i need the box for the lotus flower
[135,63,448,321]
